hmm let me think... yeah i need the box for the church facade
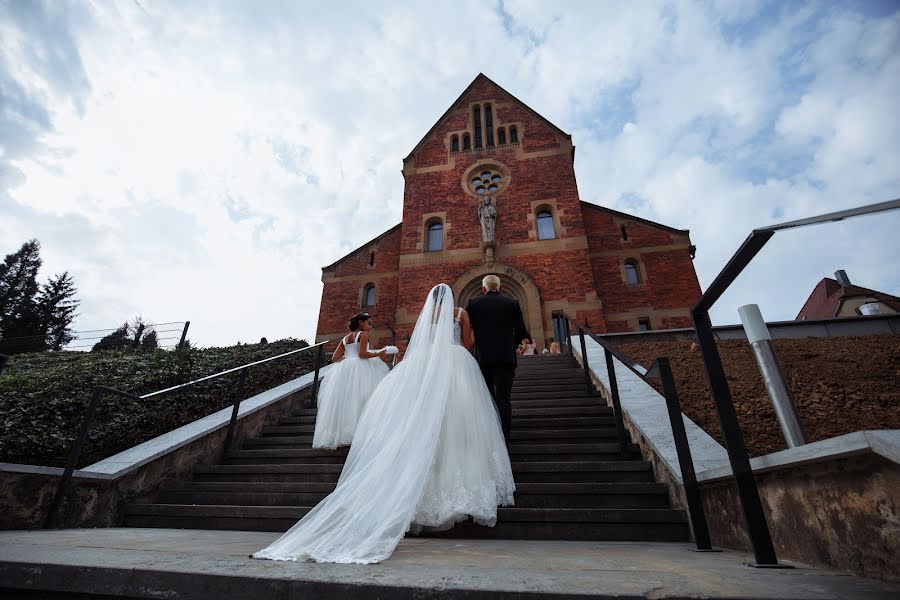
[315,74,702,351]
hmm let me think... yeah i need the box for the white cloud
[1,0,898,348]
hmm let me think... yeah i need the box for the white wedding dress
[253,284,515,563]
[312,331,389,449]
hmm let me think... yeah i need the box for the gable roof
[321,224,401,271]
[796,277,900,320]
[404,73,571,162]
[580,201,690,235]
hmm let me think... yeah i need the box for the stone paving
[1,528,897,599]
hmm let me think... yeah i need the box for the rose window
[469,169,504,195]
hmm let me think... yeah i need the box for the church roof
[404,73,571,162]
[579,201,690,235]
[321,223,401,272]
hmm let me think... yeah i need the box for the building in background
[315,74,702,351]
[797,270,900,320]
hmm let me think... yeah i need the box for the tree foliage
[0,240,80,354]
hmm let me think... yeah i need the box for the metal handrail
[42,339,332,529]
[556,311,713,551]
[689,198,900,566]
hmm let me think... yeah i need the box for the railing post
[578,327,592,396]
[178,321,191,349]
[0,353,9,377]
[564,317,573,357]
[222,370,249,453]
[653,357,714,551]
[693,310,781,566]
[603,347,631,455]
[310,343,324,408]
[44,387,104,529]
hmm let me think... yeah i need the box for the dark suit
[466,291,530,441]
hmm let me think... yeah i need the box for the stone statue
[477,196,497,245]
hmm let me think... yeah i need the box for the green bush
[0,339,329,467]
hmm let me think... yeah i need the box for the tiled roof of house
[796,277,900,320]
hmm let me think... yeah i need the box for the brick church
[315,74,702,352]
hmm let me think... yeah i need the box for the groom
[466,274,530,442]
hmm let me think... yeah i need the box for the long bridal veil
[253,283,458,563]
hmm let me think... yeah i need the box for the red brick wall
[582,205,701,330]
[316,226,401,346]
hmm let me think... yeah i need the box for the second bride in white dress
[312,313,391,449]
[254,283,514,563]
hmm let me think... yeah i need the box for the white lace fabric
[253,284,514,564]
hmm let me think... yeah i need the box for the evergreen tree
[0,240,44,353]
[37,271,80,350]
[140,329,159,351]
[92,323,131,352]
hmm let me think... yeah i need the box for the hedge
[0,339,328,468]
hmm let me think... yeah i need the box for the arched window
[509,126,518,143]
[485,104,494,146]
[624,259,641,285]
[473,105,483,148]
[451,135,459,152]
[363,283,376,307]
[462,133,471,151]
[497,127,506,145]
[427,221,443,251]
[536,210,556,240]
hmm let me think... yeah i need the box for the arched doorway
[452,263,546,351]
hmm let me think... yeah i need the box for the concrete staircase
[124,354,689,542]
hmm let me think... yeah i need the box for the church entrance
[452,263,546,352]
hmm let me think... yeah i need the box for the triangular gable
[321,224,401,271]
[404,73,571,162]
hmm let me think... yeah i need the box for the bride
[253,283,514,563]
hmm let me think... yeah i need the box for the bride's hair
[348,312,371,331]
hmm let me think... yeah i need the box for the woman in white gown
[312,312,391,449]
[254,284,514,564]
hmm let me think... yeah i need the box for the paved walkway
[1,528,896,599]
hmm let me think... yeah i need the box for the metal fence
[0,320,190,353]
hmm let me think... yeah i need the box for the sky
[1,0,898,348]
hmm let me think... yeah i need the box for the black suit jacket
[466,292,530,366]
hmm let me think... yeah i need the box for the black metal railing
[0,353,8,377]
[555,311,713,551]
[689,198,900,566]
[42,339,333,529]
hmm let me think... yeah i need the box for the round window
[463,163,509,198]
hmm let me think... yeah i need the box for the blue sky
[1,0,898,347]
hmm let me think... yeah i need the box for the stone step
[193,464,343,483]
[509,442,638,462]
[514,371,585,381]
[422,510,688,542]
[512,416,615,428]
[278,415,317,425]
[512,461,654,483]
[243,436,315,448]
[263,425,315,435]
[155,481,668,510]
[123,503,688,541]
[511,397,603,409]
[512,405,612,417]
[510,383,589,393]
[224,449,347,465]
[511,391,596,400]
[291,409,319,417]
[509,428,622,443]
